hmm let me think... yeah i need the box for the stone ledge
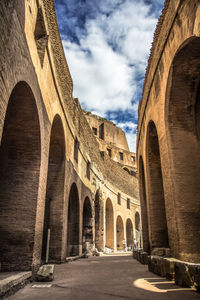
[148,255,166,277]
[147,256,179,278]
[66,256,82,262]
[133,249,148,265]
[133,249,200,291]
[175,262,200,291]
[0,271,32,298]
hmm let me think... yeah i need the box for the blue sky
[54,0,164,152]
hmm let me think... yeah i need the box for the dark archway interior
[167,37,200,262]
[116,216,124,250]
[0,82,41,271]
[95,190,104,251]
[42,115,65,263]
[82,197,93,252]
[67,183,80,256]
[123,167,130,174]
[105,198,114,250]
[147,121,169,249]
[139,156,150,252]
[126,219,133,248]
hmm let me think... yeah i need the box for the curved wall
[137,0,200,262]
[0,0,140,271]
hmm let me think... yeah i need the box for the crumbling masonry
[137,0,200,279]
[0,0,140,272]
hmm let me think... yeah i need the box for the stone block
[163,257,178,280]
[187,264,200,291]
[148,255,166,277]
[151,248,171,257]
[36,265,54,282]
[175,262,193,287]
[139,252,148,264]
[133,249,137,259]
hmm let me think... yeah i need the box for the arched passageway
[67,183,80,256]
[116,216,124,250]
[0,82,41,271]
[126,219,133,249]
[139,156,149,252]
[42,115,65,263]
[147,121,169,250]
[95,189,104,251]
[166,37,200,262]
[105,198,114,250]
[82,197,93,252]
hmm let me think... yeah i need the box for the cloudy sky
[54,0,164,152]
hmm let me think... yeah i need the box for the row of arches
[105,198,140,250]
[138,37,200,262]
[0,82,101,271]
[0,81,137,271]
[139,122,168,254]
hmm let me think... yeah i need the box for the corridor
[7,255,200,300]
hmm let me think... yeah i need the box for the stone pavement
[6,254,200,300]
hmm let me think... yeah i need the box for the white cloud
[63,24,136,116]
[61,0,161,152]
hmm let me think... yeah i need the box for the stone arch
[146,120,169,250]
[105,198,114,250]
[126,218,133,248]
[67,183,80,256]
[0,81,41,271]
[82,197,93,252]
[42,114,65,263]
[94,189,104,251]
[116,215,124,250]
[123,167,130,174]
[139,156,150,252]
[165,37,200,262]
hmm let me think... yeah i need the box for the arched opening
[139,156,150,252]
[123,167,130,174]
[82,197,93,252]
[126,219,133,249]
[0,82,41,271]
[147,121,169,250]
[42,115,65,263]
[105,198,114,250]
[95,189,104,251]
[116,216,124,251]
[166,37,200,262]
[67,183,80,256]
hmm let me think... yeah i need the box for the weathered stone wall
[84,111,129,151]
[84,111,137,172]
[137,0,200,263]
[0,0,140,271]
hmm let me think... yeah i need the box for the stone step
[0,271,32,298]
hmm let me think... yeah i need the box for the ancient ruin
[1,0,200,297]
[0,0,139,274]
[137,0,200,289]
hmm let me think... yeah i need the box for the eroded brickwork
[0,0,140,271]
[137,0,200,263]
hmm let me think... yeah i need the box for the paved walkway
[7,254,200,300]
